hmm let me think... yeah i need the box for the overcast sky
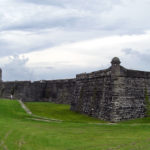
[1,0,150,81]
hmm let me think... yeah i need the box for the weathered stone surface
[71,57,149,122]
[0,68,2,82]
[0,79,76,104]
[0,57,150,122]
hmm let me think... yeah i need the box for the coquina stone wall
[71,68,113,121]
[0,79,75,104]
[0,57,150,122]
[71,57,150,122]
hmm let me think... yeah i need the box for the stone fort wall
[0,57,150,122]
[0,79,75,104]
[71,58,150,122]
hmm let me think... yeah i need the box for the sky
[1,0,150,81]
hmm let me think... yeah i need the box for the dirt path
[18,100,32,115]
[18,100,62,123]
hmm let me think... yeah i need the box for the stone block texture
[0,79,75,104]
[71,57,149,122]
[0,57,149,122]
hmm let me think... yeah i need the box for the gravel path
[18,100,62,122]
[18,100,32,115]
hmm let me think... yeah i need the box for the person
[10,94,13,100]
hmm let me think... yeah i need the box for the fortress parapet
[1,57,150,122]
[71,57,150,122]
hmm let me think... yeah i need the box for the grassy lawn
[25,102,106,123]
[0,99,150,150]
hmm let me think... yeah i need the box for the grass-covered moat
[0,99,150,150]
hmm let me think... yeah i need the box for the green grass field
[0,99,150,150]
[25,102,106,123]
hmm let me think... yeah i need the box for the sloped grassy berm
[0,99,150,150]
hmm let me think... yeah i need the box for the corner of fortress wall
[71,57,149,122]
[0,57,150,122]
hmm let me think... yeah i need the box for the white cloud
[2,55,34,81]
[0,0,150,80]
[23,31,150,72]
[100,0,150,33]
[2,31,150,81]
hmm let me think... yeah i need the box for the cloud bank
[0,0,150,80]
